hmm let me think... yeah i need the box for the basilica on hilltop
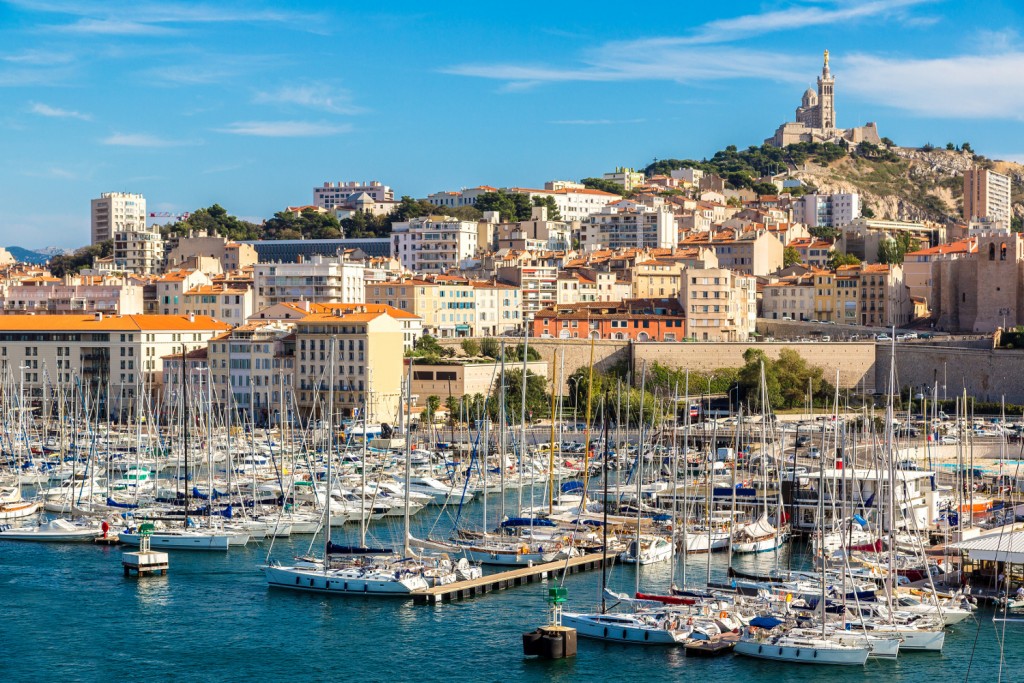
[766,50,882,147]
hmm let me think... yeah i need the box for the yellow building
[293,307,405,423]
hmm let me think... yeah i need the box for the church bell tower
[817,49,835,130]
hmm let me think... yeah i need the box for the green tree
[460,339,481,357]
[736,348,833,411]
[263,208,343,240]
[532,195,561,220]
[48,240,113,277]
[158,204,262,241]
[881,137,895,147]
[808,226,840,240]
[491,369,549,422]
[752,182,778,196]
[475,191,533,222]
[783,246,802,267]
[946,142,956,151]
[827,251,861,269]
[479,338,501,359]
[424,395,441,423]
[580,177,627,196]
[504,343,541,362]
[1012,216,1023,233]
[962,142,973,153]
[861,205,876,219]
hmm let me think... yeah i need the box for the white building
[679,268,757,342]
[113,228,164,275]
[797,192,861,228]
[0,313,229,414]
[391,216,479,274]
[253,254,366,310]
[508,186,620,223]
[91,192,146,245]
[580,203,676,251]
[314,181,394,207]
[602,166,645,192]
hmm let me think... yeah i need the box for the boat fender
[795,649,800,657]
[603,627,608,638]
[758,645,763,654]
[644,631,649,641]
[813,651,818,658]
[732,628,740,634]
[779,648,783,655]
[622,630,627,639]
[687,617,694,626]
[719,611,728,619]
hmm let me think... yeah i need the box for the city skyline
[2,0,1024,247]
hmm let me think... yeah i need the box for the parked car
[808,447,821,459]
[877,334,892,341]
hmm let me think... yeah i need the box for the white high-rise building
[797,192,861,228]
[580,203,676,251]
[314,181,393,208]
[963,169,1012,230]
[391,216,479,274]
[253,254,366,310]
[91,192,146,244]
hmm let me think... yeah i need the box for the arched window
[989,243,996,260]
[1001,243,1008,261]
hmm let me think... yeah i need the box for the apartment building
[157,270,212,315]
[762,272,816,321]
[685,229,785,276]
[314,180,394,207]
[166,232,258,274]
[182,283,254,325]
[493,206,571,252]
[580,203,676,251]
[292,308,405,423]
[253,254,366,309]
[0,275,144,315]
[91,192,146,244]
[796,192,861,228]
[679,268,757,341]
[113,228,164,275]
[531,300,687,341]
[470,280,521,336]
[963,169,1012,230]
[391,216,479,274]
[202,322,296,426]
[0,313,228,413]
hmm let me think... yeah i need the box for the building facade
[963,169,1012,230]
[391,216,479,274]
[253,255,366,310]
[91,192,146,245]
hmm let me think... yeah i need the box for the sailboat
[266,347,443,596]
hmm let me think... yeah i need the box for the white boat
[119,528,233,550]
[731,513,789,553]
[0,518,102,542]
[680,527,731,553]
[561,611,689,645]
[619,535,672,565]
[734,628,869,665]
[266,560,429,595]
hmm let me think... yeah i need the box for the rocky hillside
[788,147,1024,225]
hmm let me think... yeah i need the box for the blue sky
[2,0,1023,248]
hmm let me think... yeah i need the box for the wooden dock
[412,552,615,605]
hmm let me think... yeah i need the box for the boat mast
[403,357,413,558]
[182,346,189,530]
[601,388,611,614]
[326,336,335,569]
[634,361,646,596]
[360,372,369,548]
[499,340,506,522]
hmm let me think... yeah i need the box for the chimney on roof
[302,300,311,313]
[94,312,103,322]
[188,312,195,323]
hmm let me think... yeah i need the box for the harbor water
[2,486,1022,682]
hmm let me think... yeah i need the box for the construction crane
[148,211,190,222]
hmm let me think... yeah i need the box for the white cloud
[2,49,75,65]
[445,1,935,90]
[216,120,352,137]
[53,18,181,36]
[844,51,1024,120]
[102,132,194,147]
[12,1,323,35]
[445,46,806,89]
[661,0,932,46]
[29,102,91,121]
[254,85,363,115]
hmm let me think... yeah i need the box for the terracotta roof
[0,314,229,332]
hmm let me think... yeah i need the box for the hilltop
[645,143,1024,228]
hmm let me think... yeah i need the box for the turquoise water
[2,489,1021,682]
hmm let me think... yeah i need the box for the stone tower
[817,49,835,130]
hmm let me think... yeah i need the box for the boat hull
[265,565,428,595]
[734,639,868,665]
